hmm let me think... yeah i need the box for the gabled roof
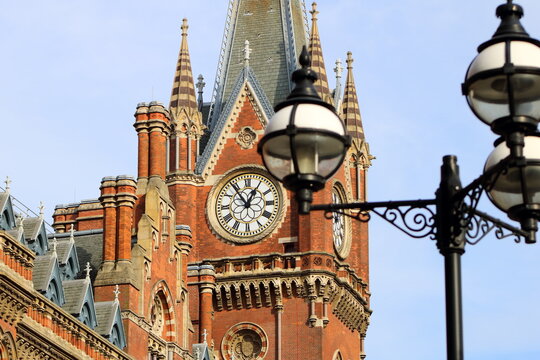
[0,193,9,213]
[32,254,57,291]
[22,217,43,241]
[193,343,214,360]
[208,0,308,128]
[62,279,91,315]
[196,66,274,176]
[94,300,126,349]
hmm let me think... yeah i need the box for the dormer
[33,253,65,306]
[0,193,16,231]
[95,300,127,349]
[23,217,48,255]
[62,279,98,329]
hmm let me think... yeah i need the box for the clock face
[332,190,346,251]
[215,172,281,239]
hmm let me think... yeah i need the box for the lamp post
[258,2,540,360]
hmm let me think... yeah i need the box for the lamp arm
[311,199,437,239]
[466,208,529,244]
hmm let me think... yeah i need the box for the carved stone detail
[235,126,258,149]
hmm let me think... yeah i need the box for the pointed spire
[169,18,199,121]
[342,52,366,150]
[308,2,333,105]
[333,58,344,109]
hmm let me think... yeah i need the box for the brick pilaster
[115,176,137,261]
[134,103,150,179]
[99,177,117,264]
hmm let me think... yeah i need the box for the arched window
[48,280,59,304]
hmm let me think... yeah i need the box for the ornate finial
[310,2,319,21]
[38,201,45,218]
[114,285,120,301]
[243,40,252,67]
[346,51,354,69]
[69,224,75,243]
[51,237,57,255]
[4,176,11,193]
[202,328,208,343]
[196,74,205,94]
[16,213,24,232]
[181,18,189,37]
[299,45,311,69]
[194,348,201,360]
[85,262,91,280]
[334,58,343,79]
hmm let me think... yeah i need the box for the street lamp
[258,1,540,360]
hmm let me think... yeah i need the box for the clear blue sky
[1,1,539,359]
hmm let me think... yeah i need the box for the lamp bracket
[312,199,437,240]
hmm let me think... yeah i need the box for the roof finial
[310,2,319,22]
[181,18,189,37]
[114,285,120,302]
[16,213,25,233]
[85,262,91,280]
[4,176,11,193]
[39,201,45,218]
[196,74,205,111]
[202,328,208,343]
[51,237,57,256]
[69,224,75,243]
[243,40,252,67]
[334,58,343,79]
[346,51,354,69]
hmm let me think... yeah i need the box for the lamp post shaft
[436,155,466,360]
[444,251,464,360]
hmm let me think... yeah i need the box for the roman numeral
[221,204,230,210]
[262,210,272,218]
[263,189,271,195]
[245,178,251,187]
[232,221,240,230]
[223,213,233,223]
[245,223,251,232]
[266,200,274,206]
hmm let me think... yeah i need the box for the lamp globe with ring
[258,46,350,214]
[462,0,540,136]
[484,134,540,243]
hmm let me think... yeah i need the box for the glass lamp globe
[463,2,540,134]
[484,135,540,242]
[260,102,347,189]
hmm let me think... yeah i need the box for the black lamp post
[258,2,540,360]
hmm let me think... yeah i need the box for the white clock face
[216,173,281,238]
[332,191,345,251]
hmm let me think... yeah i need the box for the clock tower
[162,1,373,359]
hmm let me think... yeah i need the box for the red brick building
[0,1,372,359]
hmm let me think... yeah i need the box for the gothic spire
[342,52,366,150]
[209,0,308,127]
[169,18,199,121]
[308,2,333,105]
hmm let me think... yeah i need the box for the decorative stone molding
[235,126,257,149]
[221,322,268,360]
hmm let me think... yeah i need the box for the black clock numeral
[231,182,241,192]
[232,221,240,230]
[222,204,230,210]
[245,223,251,232]
[265,200,274,206]
[223,213,233,223]
[257,220,262,227]
[263,189,271,195]
[262,210,272,219]
[245,178,251,187]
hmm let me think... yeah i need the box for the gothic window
[110,325,121,347]
[48,280,60,305]
[80,303,91,327]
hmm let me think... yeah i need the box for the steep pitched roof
[22,217,42,240]
[32,254,57,291]
[169,18,201,125]
[342,52,366,150]
[62,279,90,314]
[308,2,333,105]
[208,0,308,128]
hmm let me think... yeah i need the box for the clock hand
[231,183,248,205]
[246,181,261,206]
